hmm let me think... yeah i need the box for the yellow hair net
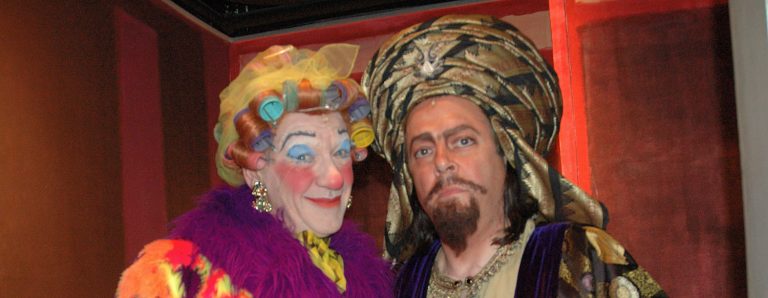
[214,44,359,186]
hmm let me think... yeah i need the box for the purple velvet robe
[394,222,666,297]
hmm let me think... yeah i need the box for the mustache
[427,176,488,199]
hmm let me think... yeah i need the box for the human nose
[433,145,456,175]
[316,158,344,190]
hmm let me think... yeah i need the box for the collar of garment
[297,230,347,293]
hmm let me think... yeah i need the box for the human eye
[286,144,315,163]
[335,139,351,159]
[413,147,433,159]
[453,136,476,148]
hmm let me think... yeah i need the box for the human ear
[243,167,273,190]
[242,168,260,188]
[224,143,268,171]
[240,151,269,186]
[244,151,269,171]
[241,152,268,183]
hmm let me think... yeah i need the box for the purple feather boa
[168,186,393,297]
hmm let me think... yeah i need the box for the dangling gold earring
[251,180,272,212]
[346,195,353,209]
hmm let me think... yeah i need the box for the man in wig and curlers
[117,44,392,297]
[363,15,665,297]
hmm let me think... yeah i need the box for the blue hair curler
[322,80,348,110]
[255,91,284,123]
[348,97,371,122]
[250,130,274,152]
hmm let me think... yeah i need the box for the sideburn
[431,197,480,255]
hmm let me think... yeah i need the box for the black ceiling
[170,0,460,38]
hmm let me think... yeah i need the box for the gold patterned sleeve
[558,225,667,298]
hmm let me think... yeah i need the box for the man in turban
[363,15,665,297]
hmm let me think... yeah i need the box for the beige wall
[730,1,768,297]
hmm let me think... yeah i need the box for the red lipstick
[306,196,341,208]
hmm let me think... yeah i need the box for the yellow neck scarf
[296,230,347,293]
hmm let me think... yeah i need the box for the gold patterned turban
[362,14,607,258]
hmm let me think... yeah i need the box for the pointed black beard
[431,197,480,256]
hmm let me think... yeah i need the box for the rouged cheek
[274,161,315,196]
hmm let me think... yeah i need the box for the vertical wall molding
[115,7,168,264]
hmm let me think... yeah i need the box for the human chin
[298,190,347,237]
[431,196,480,254]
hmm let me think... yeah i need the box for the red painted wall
[0,0,229,295]
[0,1,123,296]
[550,0,744,296]
[116,0,231,262]
[1,0,742,295]
[116,8,168,265]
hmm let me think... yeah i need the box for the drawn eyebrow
[442,124,479,140]
[337,128,348,135]
[281,131,316,150]
[409,132,435,151]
